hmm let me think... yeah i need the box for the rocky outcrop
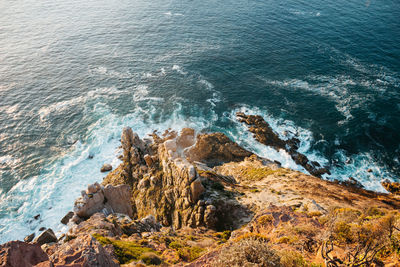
[73,182,132,219]
[236,112,330,177]
[185,132,253,166]
[0,241,49,267]
[103,127,250,230]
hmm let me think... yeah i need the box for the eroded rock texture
[103,127,250,230]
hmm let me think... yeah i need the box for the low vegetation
[92,233,159,264]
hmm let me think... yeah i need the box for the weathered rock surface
[0,240,49,267]
[185,132,253,166]
[34,229,57,246]
[73,182,132,219]
[236,112,330,177]
[49,235,118,267]
[103,127,251,230]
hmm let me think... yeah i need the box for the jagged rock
[236,112,330,177]
[103,184,133,218]
[73,183,132,219]
[382,179,400,195]
[34,229,57,245]
[24,233,35,243]
[176,128,196,148]
[0,240,49,267]
[100,163,112,172]
[190,178,205,203]
[34,214,40,220]
[74,189,105,218]
[185,132,253,166]
[49,235,118,267]
[61,211,74,225]
[102,127,248,230]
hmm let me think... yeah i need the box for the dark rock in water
[39,227,46,231]
[382,179,400,195]
[236,112,330,178]
[100,164,112,172]
[88,154,94,159]
[367,168,373,173]
[61,211,74,225]
[34,214,40,220]
[24,233,35,243]
[342,177,364,189]
[34,228,57,245]
[0,240,49,266]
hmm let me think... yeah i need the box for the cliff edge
[2,113,400,267]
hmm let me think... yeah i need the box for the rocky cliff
[2,113,400,267]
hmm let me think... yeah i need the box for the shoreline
[1,112,400,266]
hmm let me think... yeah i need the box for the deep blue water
[0,0,399,242]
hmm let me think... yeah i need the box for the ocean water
[0,0,399,242]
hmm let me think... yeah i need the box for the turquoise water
[0,0,399,242]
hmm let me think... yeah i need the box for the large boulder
[0,240,49,266]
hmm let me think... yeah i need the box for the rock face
[103,127,250,230]
[73,182,132,219]
[236,112,330,177]
[0,241,49,266]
